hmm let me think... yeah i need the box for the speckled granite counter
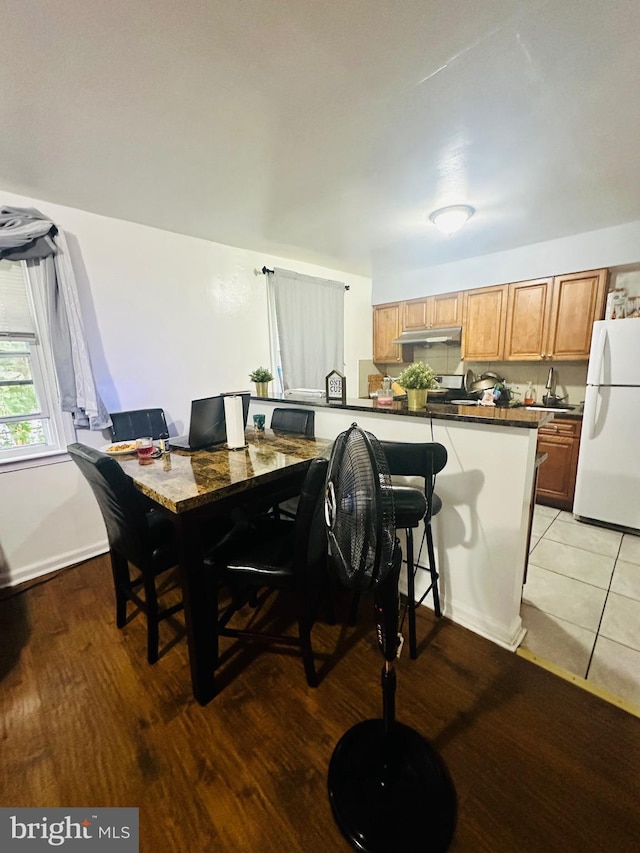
[250,393,557,429]
[117,430,330,514]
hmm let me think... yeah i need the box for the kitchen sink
[525,406,573,413]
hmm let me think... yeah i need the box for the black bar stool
[380,441,448,659]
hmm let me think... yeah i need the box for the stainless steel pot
[465,369,504,398]
[471,377,497,393]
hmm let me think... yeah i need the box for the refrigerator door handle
[591,325,607,387]
[585,386,598,440]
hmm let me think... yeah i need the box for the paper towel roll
[224,395,246,449]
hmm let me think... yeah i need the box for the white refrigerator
[573,317,640,532]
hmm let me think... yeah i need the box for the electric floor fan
[324,424,457,852]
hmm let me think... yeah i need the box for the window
[0,260,74,465]
[267,267,345,393]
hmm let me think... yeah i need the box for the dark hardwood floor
[1,555,639,852]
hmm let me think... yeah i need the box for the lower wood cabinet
[536,418,582,511]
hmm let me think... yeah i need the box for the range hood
[391,326,462,346]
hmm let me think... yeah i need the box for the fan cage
[325,424,396,592]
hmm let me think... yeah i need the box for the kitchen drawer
[538,418,581,438]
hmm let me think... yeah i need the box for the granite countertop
[117,430,330,513]
[253,393,568,430]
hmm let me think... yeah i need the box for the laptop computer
[171,392,250,450]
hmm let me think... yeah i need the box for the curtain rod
[260,266,350,290]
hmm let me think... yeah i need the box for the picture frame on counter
[326,370,346,404]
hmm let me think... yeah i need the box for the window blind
[0,260,37,340]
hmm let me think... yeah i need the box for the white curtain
[270,267,345,391]
[26,238,110,430]
[0,205,110,429]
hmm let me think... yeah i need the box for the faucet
[545,367,555,395]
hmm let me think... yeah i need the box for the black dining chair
[109,408,168,442]
[204,456,329,687]
[380,440,448,659]
[270,407,315,437]
[68,443,233,664]
[268,408,316,520]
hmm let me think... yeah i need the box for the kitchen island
[249,394,555,651]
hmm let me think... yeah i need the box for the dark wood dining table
[116,428,331,704]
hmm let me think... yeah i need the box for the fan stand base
[328,719,457,853]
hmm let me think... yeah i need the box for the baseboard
[0,540,109,589]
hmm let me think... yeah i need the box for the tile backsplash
[373,343,588,406]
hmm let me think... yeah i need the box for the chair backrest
[67,442,153,568]
[271,407,315,437]
[110,408,168,441]
[380,441,448,519]
[293,456,329,578]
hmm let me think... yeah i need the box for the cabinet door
[536,419,581,510]
[373,302,402,363]
[461,285,508,361]
[504,278,553,361]
[430,291,462,328]
[402,298,429,331]
[546,269,608,359]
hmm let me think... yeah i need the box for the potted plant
[397,361,437,410]
[250,366,274,398]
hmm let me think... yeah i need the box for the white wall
[0,189,371,586]
[373,219,640,303]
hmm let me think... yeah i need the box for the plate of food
[102,441,138,456]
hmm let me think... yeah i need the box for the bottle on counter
[159,431,170,454]
[524,382,536,406]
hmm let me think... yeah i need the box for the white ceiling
[3,0,640,276]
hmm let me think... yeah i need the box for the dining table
[116,428,332,704]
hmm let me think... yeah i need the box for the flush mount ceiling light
[429,204,475,236]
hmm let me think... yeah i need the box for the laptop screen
[186,395,227,450]
[183,392,251,450]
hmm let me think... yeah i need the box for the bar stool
[380,441,448,659]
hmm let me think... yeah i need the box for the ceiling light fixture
[429,204,475,236]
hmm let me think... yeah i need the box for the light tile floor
[520,505,640,713]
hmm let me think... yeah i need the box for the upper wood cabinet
[504,278,554,360]
[402,297,428,331]
[504,269,608,361]
[402,292,462,331]
[374,267,608,364]
[546,270,608,359]
[461,285,509,361]
[373,302,402,363]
